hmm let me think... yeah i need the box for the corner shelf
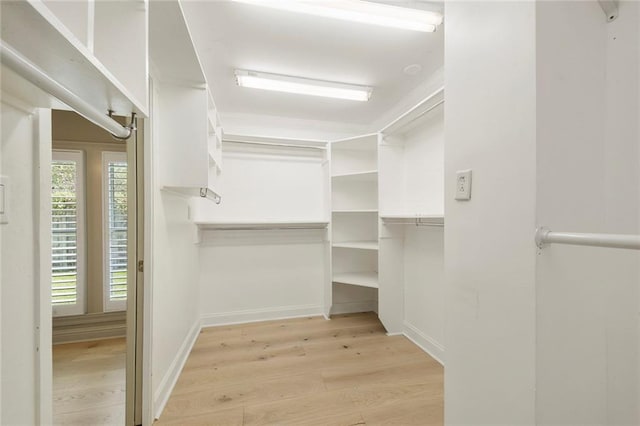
[331,170,378,181]
[332,241,379,250]
[332,272,379,289]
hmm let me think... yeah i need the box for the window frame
[51,149,86,317]
[102,151,128,312]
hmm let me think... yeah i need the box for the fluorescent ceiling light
[231,0,443,33]
[235,70,372,102]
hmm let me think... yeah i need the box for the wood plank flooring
[53,337,126,425]
[156,313,443,425]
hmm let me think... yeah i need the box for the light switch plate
[455,169,472,201]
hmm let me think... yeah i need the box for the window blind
[51,155,83,315]
[106,159,128,305]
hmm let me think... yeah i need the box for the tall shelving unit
[378,87,445,337]
[329,134,379,315]
[150,0,223,202]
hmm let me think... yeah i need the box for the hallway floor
[53,337,126,425]
[156,312,443,425]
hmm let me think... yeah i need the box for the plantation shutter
[104,153,128,311]
[51,151,85,316]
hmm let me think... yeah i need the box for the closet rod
[224,140,326,150]
[401,99,444,128]
[380,86,444,134]
[0,43,132,140]
[535,227,640,250]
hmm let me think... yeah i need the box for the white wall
[445,2,640,424]
[1,101,39,425]
[149,80,202,417]
[193,143,327,222]
[196,142,328,325]
[199,229,326,325]
[535,2,640,424]
[444,2,538,424]
[402,110,445,360]
[403,227,444,362]
[221,112,367,141]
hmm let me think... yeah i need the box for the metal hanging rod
[224,139,326,150]
[598,0,618,22]
[200,187,222,204]
[0,43,133,139]
[535,227,640,250]
[382,216,444,227]
[380,86,444,134]
[401,99,444,129]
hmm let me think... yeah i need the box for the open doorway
[49,110,143,425]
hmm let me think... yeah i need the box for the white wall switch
[455,169,472,201]
[0,176,8,224]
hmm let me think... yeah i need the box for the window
[103,152,128,311]
[51,150,86,316]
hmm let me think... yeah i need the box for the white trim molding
[403,321,444,366]
[153,320,201,421]
[201,304,323,328]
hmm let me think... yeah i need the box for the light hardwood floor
[157,312,443,425]
[53,337,126,425]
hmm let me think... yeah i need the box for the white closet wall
[193,142,326,222]
[0,102,48,425]
[148,1,223,417]
[535,2,640,423]
[196,139,329,326]
[378,88,445,360]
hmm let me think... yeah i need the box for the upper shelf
[195,221,329,231]
[149,0,206,87]
[1,0,148,116]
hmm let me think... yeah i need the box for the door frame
[36,109,151,425]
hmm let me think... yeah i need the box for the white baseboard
[330,301,377,316]
[153,320,201,420]
[403,321,445,366]
[201,304,324,328]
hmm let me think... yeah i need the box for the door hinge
[137,260,144,272]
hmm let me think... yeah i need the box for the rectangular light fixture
[235,70,372,102]
[231,0,443,33]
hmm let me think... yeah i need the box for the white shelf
[332,241,379,250]
[332,272,379,289]
[2,0,148,116]
[195,221,329,231]
[331,170,378,181]
[381,214,444,226]
[149,1,206,86]
[332,209,378,214]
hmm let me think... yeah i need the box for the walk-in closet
[2,0,639,425]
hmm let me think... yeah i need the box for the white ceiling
[181,1,444,129]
